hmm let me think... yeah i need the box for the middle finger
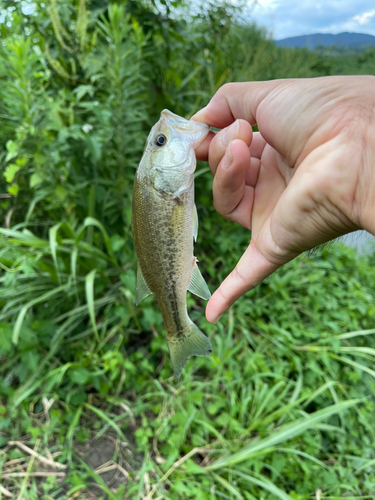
[209,119,253,175]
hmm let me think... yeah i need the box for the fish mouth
[160,109,210,149]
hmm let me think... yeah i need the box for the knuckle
[217,286,229,302]
[217,283,235,310]
[212,197,224,215]
[213,196,232,220]
[217,82,236,96]
[230,265,249,290]
[299,168,333,207]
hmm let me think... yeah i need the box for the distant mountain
[276,32,375,49]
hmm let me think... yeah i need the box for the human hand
[192,76,375,323]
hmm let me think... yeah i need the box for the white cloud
[353,9,375,25]
[248,0,375,39]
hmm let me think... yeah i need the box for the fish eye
[155,134,167,147]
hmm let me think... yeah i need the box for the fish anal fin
[167,321,213,378]
[136,264,152,306]
[188,260,211,300]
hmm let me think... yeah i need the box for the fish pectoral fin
[193,204,198,242]
[188,261,211,300]
[136,264,153,306]
[167,321,213,378]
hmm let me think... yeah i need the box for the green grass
[1,240,375,498]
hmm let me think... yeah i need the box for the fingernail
[221,142,233,170]
[221,120,239,145]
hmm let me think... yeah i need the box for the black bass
[132,110,212,377]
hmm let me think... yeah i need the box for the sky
[248,0,375,40]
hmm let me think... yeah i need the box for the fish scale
[133,183,192,336]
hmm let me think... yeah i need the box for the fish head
[140,109,210,171]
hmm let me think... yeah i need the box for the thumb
[205,220,293,323]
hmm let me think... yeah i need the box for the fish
[132,109,212,377]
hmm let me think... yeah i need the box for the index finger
[191,82,260,129]
[191,80,286,132]
[191,82,263,160]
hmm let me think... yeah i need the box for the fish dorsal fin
[193,204,198,242]
[136,264,153,306]
[188,260,211,300]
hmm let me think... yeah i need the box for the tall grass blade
[225,469,294,500]
[210,472,243,499]
[12,284,69,344]
[340,346,375,357]
[301,380,337,409]
[84,403,127,441]
[330,354,375,379]
[49,222,62,283]
[207,400,359,470]
[0,228,47,247]
[71,247,78,283]
[85,269,99,343]
[335,328,375,340]
[83,217,118,266]
[66,405,83,462]
[355,457,375,473]
[277,447,330,470]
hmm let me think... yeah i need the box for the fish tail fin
[167,321,213,378]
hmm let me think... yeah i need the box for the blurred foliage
[329,46,375,75]
[0,0,375,498]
